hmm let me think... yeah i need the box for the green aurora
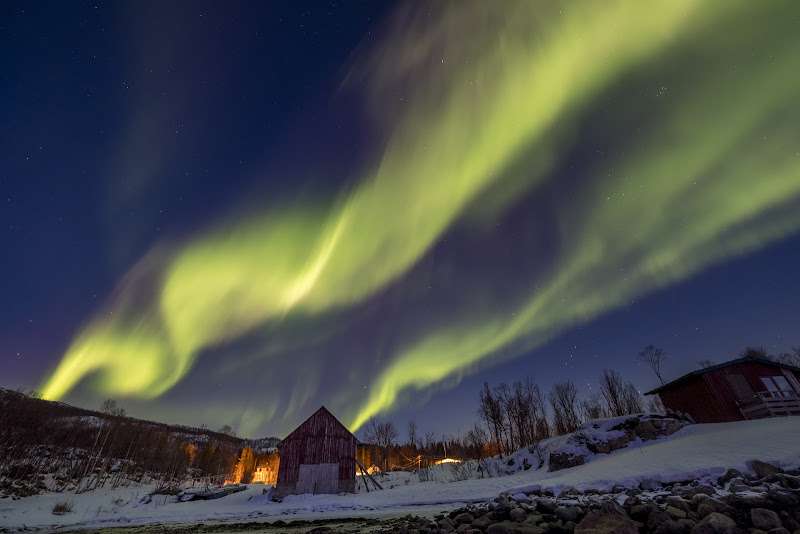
[41,1,800,434]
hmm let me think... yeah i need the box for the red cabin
[274,406,357,499]
[645,356,800,423]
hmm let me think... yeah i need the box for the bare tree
[580,392,606,421]
[365,417,399,473]
[637,345,667,384]
[646,395,665,413]
[739,346,772,360]
[100,399,126,418]
[697,359,715,369]
[407,419,418,448]
[776,347,800,367]
[477,382,507,457]
[621,382,645,414]
[598,369,626,417]
[599,369,644,416]
[548,381,581,436]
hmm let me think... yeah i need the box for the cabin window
[761,376,793,396]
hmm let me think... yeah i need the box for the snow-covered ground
[1,417,798,532]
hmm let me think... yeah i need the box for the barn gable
[274,406,357,500]
[645,356,800,423]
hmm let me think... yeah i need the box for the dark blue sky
[2,1,799,439]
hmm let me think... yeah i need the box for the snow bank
[1,417,798,532]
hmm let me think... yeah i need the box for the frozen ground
[1,417,798,532]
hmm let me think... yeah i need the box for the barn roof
[281,405,357,443]
[644,356,800,396]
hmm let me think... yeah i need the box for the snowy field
[1,417,798,532]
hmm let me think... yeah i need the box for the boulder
[717,469,746,487]
[695,498,730,517]
[751,460,783,479]
[640,479,664,491]
[575,510,639,534]
[454,513,475,526]
[549,452,586,472]
[486,521,545,534]
[752,508,783,531]
[690,512,736,534]
[536,500,558,514]
[666,506,688,520]
[653,519,687,534]
[510,508,527,522]
[555,506,582,523]
[692,485,716,497]
[649,510,672,531]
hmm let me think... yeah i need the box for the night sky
[3,1,800,440]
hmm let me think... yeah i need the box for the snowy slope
[1,417,798,531]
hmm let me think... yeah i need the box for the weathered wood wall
[276,406,357,485]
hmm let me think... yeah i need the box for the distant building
[252,455,278,484]
[645,356,800,423]
[274,406,357,500]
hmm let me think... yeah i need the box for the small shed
[274,406,357,499]
[645,356,800,423]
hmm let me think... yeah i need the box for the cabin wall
[657,377,730,423]
[275,408,357,500]
[657,361,800,423]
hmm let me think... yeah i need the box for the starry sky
[3,1,800,440]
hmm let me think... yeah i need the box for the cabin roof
[282,405,358,444]
[644,356,800,396]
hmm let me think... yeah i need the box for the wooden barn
[274,406,357,500]
[645,356,800,423]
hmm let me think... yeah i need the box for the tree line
[0,389,243,496]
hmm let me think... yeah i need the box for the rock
[487,521,545,534]
[629,503,653,522]
[717,469,746,486]
[473,515,494,530]
[720,493,773,510]
[556,506,582,523]
[752,509,783,531]
[665,497,692,514]
[696,498,730,517]
[751,460,783,479]
[575,510,639,534]
[729,482,751,493]
[653,519,687,534]
[693,485,716,497]
[537,500,558,514]
[510,508,527,522]
[492,503,513,521]
[550,452,587,472]
[649,510,672,531]
[767,529,790,534]
[762,474,800,490]
[454,513,474,526]
[600,500,627,517]
[666,506,688,520]
[691,512,736,534]
[766,489,800,508]
[640,479,663,490]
